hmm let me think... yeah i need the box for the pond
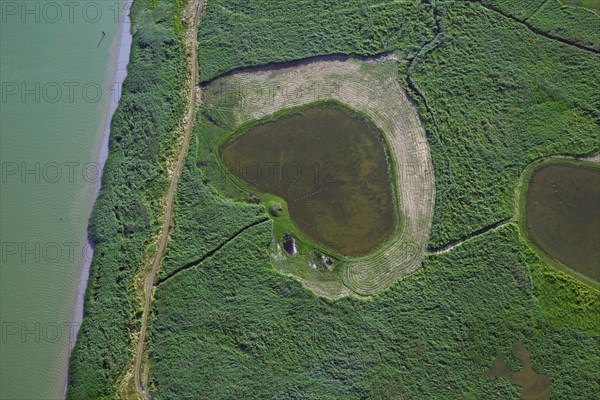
[221,104,397,256]
[525,163,600,281]
[486,341,550,400]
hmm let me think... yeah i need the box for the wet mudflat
[221,104,397,255]
[525,164,600,280]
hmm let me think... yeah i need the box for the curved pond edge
[203,56,434,297]
[214,100,405,262]
[515,156,600,289]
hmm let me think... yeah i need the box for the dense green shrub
[480,0,547,20]
[197,0,436,81]
[149,222,599,399]
[410,1,599,247]
[158,117,267,279]
[67,0,187,397]
[527,0,600,50]
[481,0,600,50]
[560,0,600,12]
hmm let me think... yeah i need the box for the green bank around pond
[560,0,600,13]
[520,159,600,286]
[219,103,399,258]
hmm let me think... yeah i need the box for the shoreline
[62,0,134,397]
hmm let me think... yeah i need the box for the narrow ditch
[199,51,395,86]
[468,0,600,54]
[428,217,514,254]
[405,0,444,129]
[155,217,270,286]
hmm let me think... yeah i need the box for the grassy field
[410,1,599,248]
[69,0,600,397]
[561,0,600,13]
[66,0,188,397]
[149,222,599,399]
[197,0,436,81]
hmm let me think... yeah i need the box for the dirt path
[132,0,204,398]
[203,56,436,296]
[581,153,600,163]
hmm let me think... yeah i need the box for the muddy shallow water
[221,104,397,256]
[486,341,550,400]
[525,163,599,281]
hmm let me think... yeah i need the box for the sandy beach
[62,0,133,397]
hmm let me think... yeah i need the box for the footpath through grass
[69,0,600,397]
[67,0,187,397]
[149,220,599,399]
[146,1,599,397]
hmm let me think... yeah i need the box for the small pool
[221,104,398,256]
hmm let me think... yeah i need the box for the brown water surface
[221,104,397,255]
[486,341,550,400]
[525,164,600,280]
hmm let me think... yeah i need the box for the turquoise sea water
[1,1,128,398]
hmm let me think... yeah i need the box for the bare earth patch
[204,57,435,296]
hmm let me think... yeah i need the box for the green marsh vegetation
[527,1,600,50]
[149,222,599,398]
[147,0,599,397]
[157,115,268,281]
[481,0,600,50]
[67,0,188,397]
[409,1,600,248]
[70,0,600,397]
[146,2,599,397]
[560,0,600,13]
[197,0,437,81]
